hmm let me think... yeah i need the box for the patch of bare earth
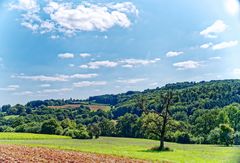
[0,145,148,163]
[48,104,108,111]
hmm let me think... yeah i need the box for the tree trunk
[159,110,168,150]
[159,95,171,151]
[159,133,165,150]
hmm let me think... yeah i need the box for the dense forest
[1,80,240,146]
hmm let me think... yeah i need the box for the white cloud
[122,64,134,68]
[58,53,74,59]
[120,58,160,67]
[80,58,161,69]
[0,85,19,91]
[200,20,228,38]
[21,22,39,31]
[224,0,239,16]
[40,84,51,88]
[212,40,238,50]
[73,81,107,88]
[200,42,213,49]
[173,60,202,70]
[38,88,72,94]
[149,82,158,87]
[117,78,147,84]
[12,73,98,82]
[13,91,33,96]
[69,64,75,67]
[9,0,39,12]
[51,35,60,39]
[209,56,222,60]
[166,51,183,57]
[80,53,91,58]
[9,1,138,36]
[80,61,118,69]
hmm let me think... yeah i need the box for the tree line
[0,79,240,149]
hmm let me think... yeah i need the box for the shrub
[72,129,91,139]
[41,119,63,135]
[15,123,41,133]
[234,132,240,145]
[176,132,191,144]
[0,126,15,132]
[219,124,234,146]
[207,128,221,144]
[71,124,92,139]
[63,128,75,137]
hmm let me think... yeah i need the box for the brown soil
[0,145,148,163]
[48,104,109,111]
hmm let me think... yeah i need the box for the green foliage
[61,118,76,129]
[233,132,240,145]
[41,119,63,135]
[207,128,221,144]
[98,119,116,136]
[175,132,191,144]
[116,113,139,137]
[219,124,234,146]
[88,123,100,139]
[71,125,91,139]
[1,80,240,146]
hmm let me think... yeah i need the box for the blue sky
[0,0,240,105]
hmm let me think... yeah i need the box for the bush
[234,132,240,145]
[15,123,41,133]
[72,129,91,139]
[41,119,63,135]
[175,132,191,144]
[71,124,92,139]
[0,126,15,132]
[219,124,234,146]
[63,128,75,137]
[207,128,221,144]
[191,136,204,144]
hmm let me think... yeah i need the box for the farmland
[0,133,239,163]
[48,103,111,111]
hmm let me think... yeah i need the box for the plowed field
[0,145,147,163]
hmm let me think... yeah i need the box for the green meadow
[0,133,239,163]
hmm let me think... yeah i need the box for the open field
[0,145,146,163]
[48,104,111,111]
[0,133,239,163]
[0,133,70,140]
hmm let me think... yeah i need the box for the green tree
[41,119,63,135]
[219,124,234,146]
[116,113,138,137]
[137,91,175,151]
[207,127,221,144]
[98,119,116,136]
[61,118,76,129]
[217,111,229,125]
[88,123,101,139]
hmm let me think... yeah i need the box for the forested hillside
[1,80,240,146]
[90,80,240,117]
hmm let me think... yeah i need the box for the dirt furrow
[0,145,148,163]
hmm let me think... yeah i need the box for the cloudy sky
[0,0,240,105]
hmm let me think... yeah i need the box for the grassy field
[0,132,70,140]
[0,133,239,162]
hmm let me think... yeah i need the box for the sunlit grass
[0,132,70,140]
[0,134,239,162]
